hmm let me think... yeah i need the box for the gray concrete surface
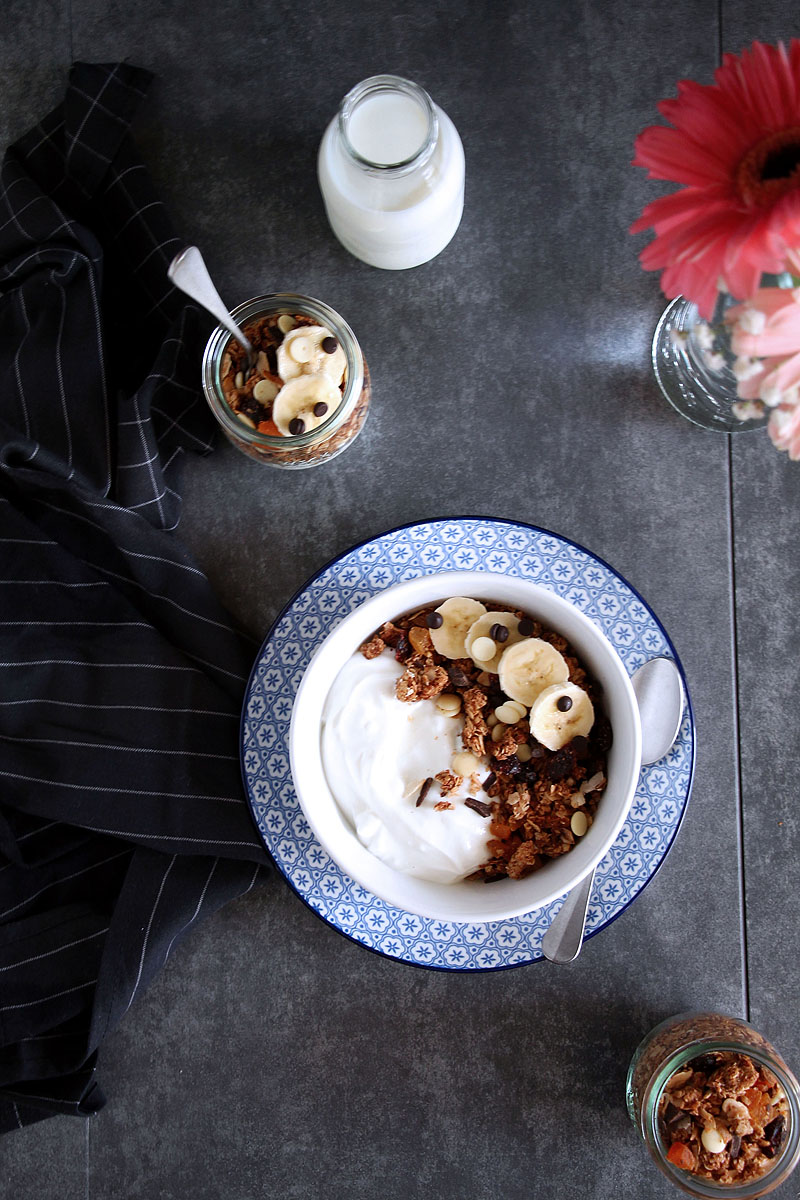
[2,1,798,1197]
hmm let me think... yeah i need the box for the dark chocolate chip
[415,778,433,808]
[482,771,496,792]
[528,742,546,758]
[764,1116,785,1156]
[691,1053,718,1075]
[447,666,472,690]
[557,695,573,712]
[266,345,278,373]
[313,402,329,417]
[321,336,338,354]
[288,417,305,435]
[464,796,492,818]
[571,735,589,759]
[517,617,534,637]
[427,612,444,629]
[489,623,509,643]
[729,1134,742,1161]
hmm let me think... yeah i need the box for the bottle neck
[338,74,438,177]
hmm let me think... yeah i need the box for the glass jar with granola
[201,292,370,468]
[626,1012,800,1197]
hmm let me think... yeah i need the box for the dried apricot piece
[667,1141,696,1171]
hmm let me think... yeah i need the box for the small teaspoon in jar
[540,657,685,965]
[167,246,255,369]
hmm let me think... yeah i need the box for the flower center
[736,127,800,206]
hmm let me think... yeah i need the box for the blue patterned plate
[241,518,695,970]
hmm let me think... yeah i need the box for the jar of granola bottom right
[626,1012,800,1198]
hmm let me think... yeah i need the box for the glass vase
[652,292,769,433]
[652,272,798,432]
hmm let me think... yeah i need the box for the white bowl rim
[289,569,642,923]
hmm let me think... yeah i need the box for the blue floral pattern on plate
[242,518,695,970]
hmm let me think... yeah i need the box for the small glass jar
[202,292,370,469]
[317,74,465,270]
[627,1012,800,1198]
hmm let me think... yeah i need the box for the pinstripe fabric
[0,64,269,1132]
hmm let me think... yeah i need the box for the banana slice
[429,597,487,659]
[497,637,569,706]
[272,373,342,436]
[278,325,347,386]
[529,682,595,751]
[464,611,527,673]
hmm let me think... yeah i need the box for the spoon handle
[167,246,252,356]
[541,869,594,964]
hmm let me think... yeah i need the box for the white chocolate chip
[236,413,256,428]
[435,693,462,717]
[253,378,278,402]
[491,723,506,743]
[451,750,481,777]
[288,336,314,364]
[495,702,522,725]
[515,743,532,762]
[486,713,498,728]
[472,636,496,662]
[277,314,296,333]
[506,700,528,720]
[701,1127,729,1155]
[570,810,588,837]
[234,371,244,389]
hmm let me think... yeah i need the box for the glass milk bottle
[318,75,465,270]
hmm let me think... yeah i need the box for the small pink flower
[768,399,800,458]
[726,288,800,409]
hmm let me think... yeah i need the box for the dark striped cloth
[0,62,269,1132]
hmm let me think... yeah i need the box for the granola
[659,1051,789,1184]
[211,305,370,467]
[627,1012,798,1192]
[358,596,610,883]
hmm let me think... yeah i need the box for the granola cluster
[358,601,611,883]
[659,1051,789,1184]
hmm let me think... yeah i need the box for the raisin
[548,748,575,781]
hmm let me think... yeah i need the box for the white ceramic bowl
[289,570,642,923]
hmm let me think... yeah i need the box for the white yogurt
[320,652,492,883]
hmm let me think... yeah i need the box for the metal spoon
[540,657,685,965]
[167,246,254,365]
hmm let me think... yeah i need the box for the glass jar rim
[201,292,364,450]
[642,1040,800,1197]
[337,74,438,174]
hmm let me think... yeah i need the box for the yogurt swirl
[320,652,492,883]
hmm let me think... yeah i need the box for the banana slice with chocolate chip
[272,373,342,436]
[278,325,347,386]
[428,597,487,659]
[497,637,570,706]
[529,682,594,750]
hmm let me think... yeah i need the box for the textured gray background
[2,1,799,1197]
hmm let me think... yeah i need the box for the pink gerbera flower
[631,41,800,318]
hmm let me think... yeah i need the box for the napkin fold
[0,62,269,1132]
